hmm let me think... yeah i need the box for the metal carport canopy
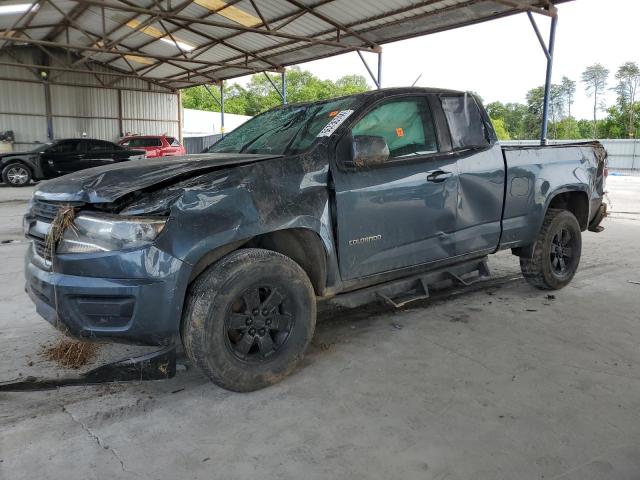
[0,0,569,88]
[0,0,571,143]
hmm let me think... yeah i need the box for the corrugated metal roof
[0,0,571,90]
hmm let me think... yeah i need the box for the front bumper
[24,244,190,345]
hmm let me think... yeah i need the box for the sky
[234,0,637,121]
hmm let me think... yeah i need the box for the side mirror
[338,134,390,169]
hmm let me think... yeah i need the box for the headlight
[57,214,166,254]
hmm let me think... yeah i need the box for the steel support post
[220,80,225,137]
[43,80,54,141]
[281,71,287,105]
[377,51,382,89]
[539,14,558,145]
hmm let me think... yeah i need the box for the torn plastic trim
[0,345,176,392]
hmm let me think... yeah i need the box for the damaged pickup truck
[23,88,607,391]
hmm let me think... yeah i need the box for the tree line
[182,61,640,141]
[181,66,369,117]
[487,61,640,140]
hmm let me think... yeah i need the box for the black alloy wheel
[182,248,316,392]
[225,285,293,362]
[520,208,582,290]
[549,227,577,277]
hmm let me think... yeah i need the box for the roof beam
[44,3,90,41]
[68,0,186,69]
[492,0,557,17]
[172,0,507,83]
[0,0,44,49]
[248,0,270,30]
[71,0,378,53]
[283,0,380,50]
[99,0,281,71]
[38,0,213,84]
[0,34,282,75]
[168,0,456,81]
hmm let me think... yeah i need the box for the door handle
[426,171,453,183]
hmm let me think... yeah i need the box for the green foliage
[490,117,510,140]
[181,67,370,116]
[486,101,527,139]
[487,64,640,140]
[582,63,609,137]
[554,117,580,139]
[613,62,640,138]
[181,61,640,140]
[576,119,594,138]
[560,76,576,117]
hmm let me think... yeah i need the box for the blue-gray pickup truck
[23,87,607,391]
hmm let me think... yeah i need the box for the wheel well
[547,191,589,230]
[187,228,328,296]
[245,229,327,296]
[2,159,32,173]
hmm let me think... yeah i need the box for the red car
[118,135,186,158]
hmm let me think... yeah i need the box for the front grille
[31,199,60,222]
[27,199,83,263]
[30,199,83,222]
[33,237,51,261]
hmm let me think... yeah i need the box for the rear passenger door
[82,140,119,169]
[331,94,459,280]
[40,139,84,176]
[440,94,505,256]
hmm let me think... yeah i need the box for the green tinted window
[351,98,438,158]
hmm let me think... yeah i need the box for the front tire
[182,248,316,392]
[2,163,32,186]
[520,208,582,290]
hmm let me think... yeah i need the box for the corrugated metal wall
[0,48,180,152]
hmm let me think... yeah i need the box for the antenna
[411,73,423,87]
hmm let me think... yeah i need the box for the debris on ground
[40,339,100,369]
[628,280,640,286]
[546,294,556,300]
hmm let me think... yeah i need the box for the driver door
[40,139,84,177]
[331,95,459,280]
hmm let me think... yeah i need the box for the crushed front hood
[34,153,282,204]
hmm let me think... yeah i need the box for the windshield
[207,97,358,155]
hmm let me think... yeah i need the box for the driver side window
[48,140,80,153]
[351,98,438,159]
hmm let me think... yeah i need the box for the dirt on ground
[40,339,100,369]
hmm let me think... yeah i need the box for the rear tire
[2,162,32,186]
[182,248,316,392]
[520,208,582,290]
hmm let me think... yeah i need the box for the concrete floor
[1,176,640,480]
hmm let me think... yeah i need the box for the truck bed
[499,141,607,250]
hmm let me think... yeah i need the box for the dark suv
[0,139,145,186]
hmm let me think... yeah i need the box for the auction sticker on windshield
[317,110,354,137]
